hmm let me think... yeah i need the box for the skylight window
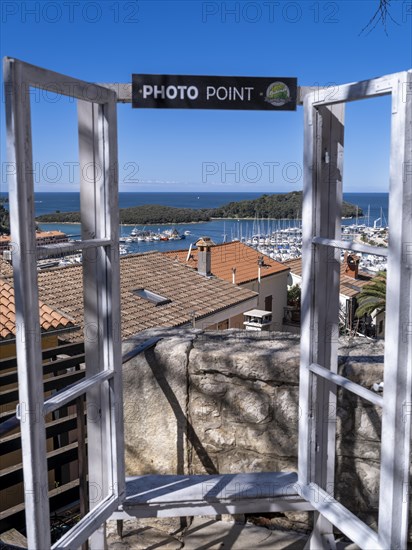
[133,288,171,306]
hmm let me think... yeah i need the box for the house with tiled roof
[283,256,385,337]
[30,251,258,340]
[164,240,290,331]
[0,278,77,357]
[0,277,80,514]
[0,230,68,253]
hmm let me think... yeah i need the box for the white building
[165,240,290,331]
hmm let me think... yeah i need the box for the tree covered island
[35,191,362,225]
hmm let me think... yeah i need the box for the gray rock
[122,336,192,475]
[120,330,395,537]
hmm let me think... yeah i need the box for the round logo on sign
[265,82,290,106]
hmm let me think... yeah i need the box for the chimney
[232,267,236,285]
[258,255,265,283]
[196,236,215,276]
[344,252,360,279]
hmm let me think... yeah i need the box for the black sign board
[132,75,297,111]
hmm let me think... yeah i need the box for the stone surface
[122,334,193,475]
[190,331,300,385]
[121,329,410,541]
[182,518,308,550]
[106,518,367,550]
[106,519,183,549]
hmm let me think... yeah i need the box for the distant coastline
[35,191,362,225]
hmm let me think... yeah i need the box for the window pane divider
[41,370,113,416]
[297,484,383,550]
[308,362,383,407]
[312,236,388,258]
[36,238,113,259]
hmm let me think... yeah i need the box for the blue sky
[0,0,411,193]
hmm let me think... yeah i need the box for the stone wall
[121,328,411,539]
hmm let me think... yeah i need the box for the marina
[33,213,389,274]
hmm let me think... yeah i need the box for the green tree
[355,271,386,318]
[287,284,301,307]
[0,202,10,234]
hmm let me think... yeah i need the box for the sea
[0,191,389,254]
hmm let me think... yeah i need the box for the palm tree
[355,271,387,318]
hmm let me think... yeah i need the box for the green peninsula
[35,191,362,225]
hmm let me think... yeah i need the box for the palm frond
[355,272,387,318]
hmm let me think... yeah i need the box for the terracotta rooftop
[164,241,289,285]
[30,252,257,341]
[0,230,67,245]
[0,278,76,341]
[283,258,374,298]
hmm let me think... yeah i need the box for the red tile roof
[0,230,68,248]
[164,241,289,285]
[29,252,257,341]
[0,278,76,341]
[283,258,374,298]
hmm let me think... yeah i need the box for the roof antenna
[186,243,193,262]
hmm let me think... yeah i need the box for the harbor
[32,213,389,274]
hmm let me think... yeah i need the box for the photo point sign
[132,75,297,110]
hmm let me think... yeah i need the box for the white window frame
[4,57,125,550]
[299,70,412,550]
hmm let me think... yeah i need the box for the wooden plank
[1,370,85,407]
[0,479,80,527]
[112,498,314,519]
[0,413,81,456]
[309,73,395,106]
[99,83,132,103]
[123,472,299,504]
[1,441,80,489]
[4,56,51,550]
[0,353,85,386]
[41,341,85,358]
[109,473,313,519]
[7,57,116,104]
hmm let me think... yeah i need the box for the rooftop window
[132,288,171,306]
